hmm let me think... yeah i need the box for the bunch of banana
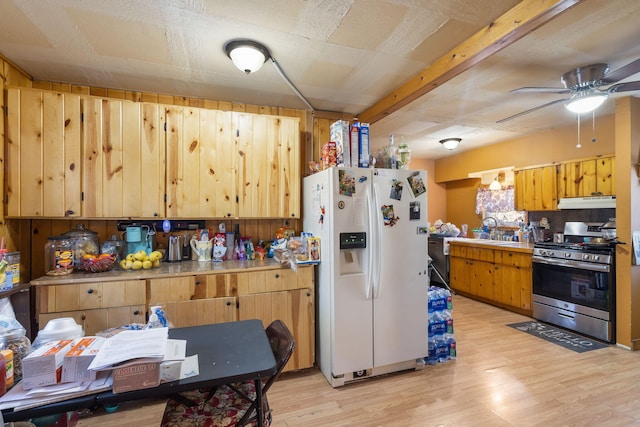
[119,250,163,270]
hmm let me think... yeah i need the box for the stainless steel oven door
[532,256,612,313]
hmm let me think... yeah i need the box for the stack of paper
[88,327,169,370]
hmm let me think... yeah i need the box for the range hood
[557,196,616,209]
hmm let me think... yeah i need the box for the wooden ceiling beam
[357,0,584,124]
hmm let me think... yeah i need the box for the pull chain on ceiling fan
[497,58,640,123]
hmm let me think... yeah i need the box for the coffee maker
[125,225,154,255]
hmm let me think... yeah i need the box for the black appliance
[428,236,449,288]
[532,222,615,343]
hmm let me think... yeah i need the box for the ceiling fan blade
[607,80,640,93]
[511,87,572,94]
[601,58,640,84]
[496,98,571,123]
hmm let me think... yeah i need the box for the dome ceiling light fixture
[564,90,609,114]
[440,138,461,150]
[223,39,271,74]
[223,38,314,112]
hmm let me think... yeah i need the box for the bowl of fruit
[79,253,116,273]
[119,250,163,271]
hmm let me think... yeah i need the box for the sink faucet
[481,217,498,230]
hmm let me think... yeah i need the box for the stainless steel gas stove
[532,222,615,343]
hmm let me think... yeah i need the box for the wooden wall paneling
[42,92,65,216]
[81,97,103,217]
[165,106,182,217]
[280,117,300,217]
[199,108,216,217]
[63,94,82,217]
[102,99,125,217]
[253,115,269,218]
[182,107,200,217]
[266,117,280,217]
[236,113,254,217]
[5,88,20,217]
[597,156,614,195]
[20,89,44,216]
[140,103,165,218]
[121,100,142,217]
[213,110,235,218]
[581,159,597,196]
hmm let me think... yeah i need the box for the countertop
[31,258,307,286]
[447,237,534,254]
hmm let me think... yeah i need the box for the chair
[160,320,295,427]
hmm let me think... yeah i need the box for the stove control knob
[564,252,572,258]
[593,255,600,261]
[582,254,591,261]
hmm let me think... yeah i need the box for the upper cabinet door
[81,98,165,218]
[557,156,615,198]
[165,106,236,218]
[5,88,82,217]
[236,113,300,218]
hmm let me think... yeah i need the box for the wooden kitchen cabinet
[147,266,314,371]
[557,156,615,198]
[514,165,558,211]
[147,275,237,327]
[165,106,237,218]
[449,242,532,316]
[5,87,82,217]
[235,113,301,218]
[494,250,532,313]
[82,97,165,218]
[238,266,314,372]
[36,279,146,335]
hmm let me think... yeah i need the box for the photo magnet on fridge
[381,205,399,227]
[409,201,421,220]
[389,179,403,201]
[407,172,426,197]
[338,170,356,196]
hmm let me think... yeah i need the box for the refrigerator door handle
[365,185,374,299]
[372,182,382,298]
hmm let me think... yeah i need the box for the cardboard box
[350,123,359,168]
[112,360,161,393]
[358,122,370,168]
[321,142,336,170]
[22,339,74,389]
[62,336,106,383]
[330,120,351,167]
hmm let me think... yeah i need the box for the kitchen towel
[507,321,608,353]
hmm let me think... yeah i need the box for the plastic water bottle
[444,288,453,311]
[435,335,448,363]
[426,336,438,365]
[447,335,457,360]
[444,310,454,335]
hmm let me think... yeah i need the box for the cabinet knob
[65,210,75,216]
[153,213,158,217]
[306,292,311,297]
[275,273,280,279]
[195,280,200,285]
[226,301,231,306]
[87,289,94,294]
[81,315,86,320]
[133,310,140,315]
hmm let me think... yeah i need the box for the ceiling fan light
[565,92,608,113]
[440,138,461,150]
[224,39,271,74]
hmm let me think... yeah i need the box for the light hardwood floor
[76,295,640,426]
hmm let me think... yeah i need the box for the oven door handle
[532,256,611,273]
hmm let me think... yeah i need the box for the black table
[2,319,277,424]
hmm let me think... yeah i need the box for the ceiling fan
[497,58,640,123]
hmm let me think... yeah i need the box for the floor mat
[507,321,608,353]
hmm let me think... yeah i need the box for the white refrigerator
[303,167,429,387]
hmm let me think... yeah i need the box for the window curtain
[475,185,515,214]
